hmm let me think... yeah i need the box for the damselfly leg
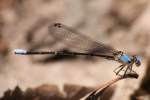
[129,65,137,74]
[113,64,136,77]
[113,64,126,75]
[123,65,131,77]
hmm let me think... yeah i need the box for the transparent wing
[48,23,116,57]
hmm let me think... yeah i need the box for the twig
[80,73,139,100]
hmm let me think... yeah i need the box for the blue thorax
[119,54,131,63]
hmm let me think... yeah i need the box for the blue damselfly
[14,23,141,77]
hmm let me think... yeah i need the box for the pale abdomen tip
[13,49,27,55]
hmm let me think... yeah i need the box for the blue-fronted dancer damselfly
[14,23,141,77]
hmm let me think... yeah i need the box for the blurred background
[0,0,150,100]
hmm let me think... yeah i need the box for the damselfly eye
[135,56,141,66]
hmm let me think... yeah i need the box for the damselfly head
[134,56,141,66]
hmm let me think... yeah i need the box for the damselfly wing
[48,23,118,59]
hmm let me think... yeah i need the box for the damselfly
[14,23,141,77]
